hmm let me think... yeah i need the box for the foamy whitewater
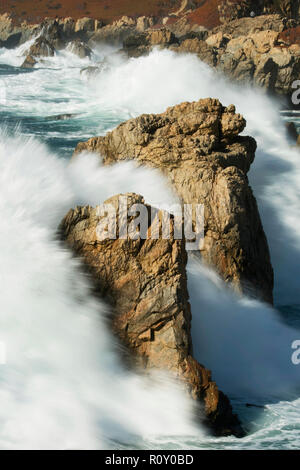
[0,41,300,449]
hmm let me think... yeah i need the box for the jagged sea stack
[74,98,274,303]
[60,193,244,437]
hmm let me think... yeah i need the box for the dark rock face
[59,193,244,437]
[285,121,300,146]
[286,120,299,141]
[46,113,78,121]
[74,98,274,303]
[0,15,96,55]
[218,0,300,23]
[18,18,94,66]
[21,36,55,68]
[0,13,38,49]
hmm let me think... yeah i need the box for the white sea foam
[188,260,300,401]
[0,45,300,449]
[0,132,197,449]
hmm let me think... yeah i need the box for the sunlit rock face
[74,98,274,303]
[60,193,244,437]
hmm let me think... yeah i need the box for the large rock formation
[88,16,142,46]
[1,8,298,98]
[60,193,244,437]
[0,13,38,48]
[21,36,56,68]
[212,13,297,36]
[179,8,300,98]
[203,26,300,96]
[74,98,274,303]
[66,39,92,58]
[123,29,179,57]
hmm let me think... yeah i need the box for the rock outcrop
[21,36,55,68]
[123,29,178,57]
[74,98,274,303]
[218,0,300,23]
[0,13,38,48]
[212,13,297,37]
[27,36,55,57]
[60,193,244,437]
[205,27,300,96]
[120,14,300,98]
[88,16,138,46]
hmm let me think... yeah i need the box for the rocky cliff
[74,98,274,303]
[204,16,300,97]
[59,193,244,437]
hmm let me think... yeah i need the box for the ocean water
[0,41,300,450]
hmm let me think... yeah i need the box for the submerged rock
[46,113,78,121]
[74,98,274,303]
[60,193,244,437]
[21,36,55,68]
[80,65,101,78]
[0,13,38,49]
[80,60,110,78]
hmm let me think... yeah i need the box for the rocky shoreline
[0,2,299,102]
[0,7,299,106]
[1,1,299,437]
